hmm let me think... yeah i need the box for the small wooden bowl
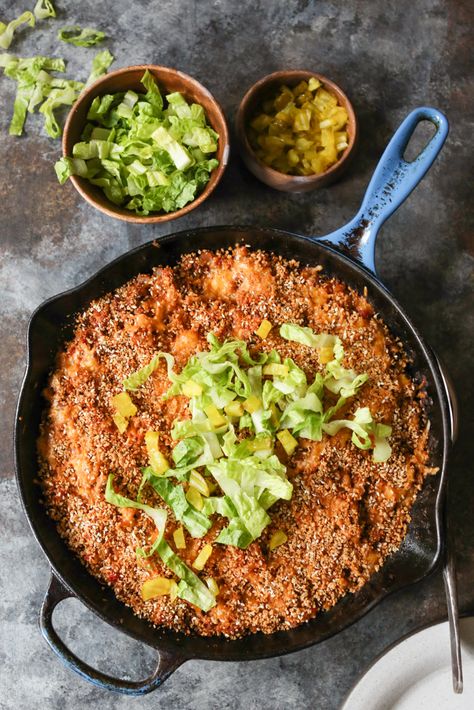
[236,70,357,193]
[62,65,229,223]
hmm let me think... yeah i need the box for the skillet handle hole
[403,120,437,163]
[52,597,158,681]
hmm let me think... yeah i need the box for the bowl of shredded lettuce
[58,64,229,222]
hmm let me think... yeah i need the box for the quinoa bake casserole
[38,246,436,639]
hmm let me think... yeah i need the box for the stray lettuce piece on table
[0,11,35,50]
[1,54,66,77]
[0,53,79,136]
[39,81,84,138]
[86,48,114,86]
[58,25,105,47]
[34,0,56,20]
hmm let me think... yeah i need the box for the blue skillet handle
[317,107,449,275]
[40,573,184,695]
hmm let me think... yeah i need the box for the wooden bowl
[236,70,357,193]
[62,65,230,223]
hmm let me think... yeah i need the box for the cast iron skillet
[15,107,455,694]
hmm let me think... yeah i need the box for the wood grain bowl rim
[236,70,358,191]
[62,64,230,224]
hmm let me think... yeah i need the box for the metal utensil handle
[436,353,462,694]
[40,573,184,695]
[319,107,449,274]
[443,553,463,694]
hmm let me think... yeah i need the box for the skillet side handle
[318,107,449,275]
[39,573,184,695]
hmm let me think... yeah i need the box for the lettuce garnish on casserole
[105,323,392,611]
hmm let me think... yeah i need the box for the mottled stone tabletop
[1,1,473,708]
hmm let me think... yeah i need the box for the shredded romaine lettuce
[105,474,167,557]
[141,467,212,538]
[279,392,324,440]
[280,322,343,360]
[161,330,387,463]
[58,26,105,47]
[0,11,35,50]
[106,474,215,611]
[104,324,394,610]
[323,407,392,462]
[54,156,77,183]
[212,518,253,548]
[324,360,369,397]
[141,68,163,113]
[207,452,292,548]
[122,352,175,391]
[56,70,219,215]
[86,48,114,86]
[106,326,391,568]
[0,4,110,140]
[154,539,216,611]
[172,437,204,467]
[34,0,56,20]
[39,82,82,137]
[0,53,83,137]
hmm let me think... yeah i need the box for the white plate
[343,618,474,710]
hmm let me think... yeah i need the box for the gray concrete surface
[0,0,473,708]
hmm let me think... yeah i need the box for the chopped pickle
[145,431,170,475]
[112,391,137,418]
[243,394,262,413]
[263,363,289,377]
[224,401,245,418]
[276,429,298,456]
[287,149,299,166]
[207,480,218,495]
[205,577,219,595]
[269,530,288,551]
[186,485,203,511]
[182,379,203,397]
[247,436,273,452]
[173,526,186,550]
[111,391,137,432]
[308,77,321,91]
[204,404,227,428]
[112,412,128,434]
[193,543,213,571]
[189,469,210,497]
[255,318,273,339]
[318,346,334,364]
[141,576,175,601]
[270,403,281,427]
[247,78,349,176]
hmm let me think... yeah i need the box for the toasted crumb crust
[38,246,435,638]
